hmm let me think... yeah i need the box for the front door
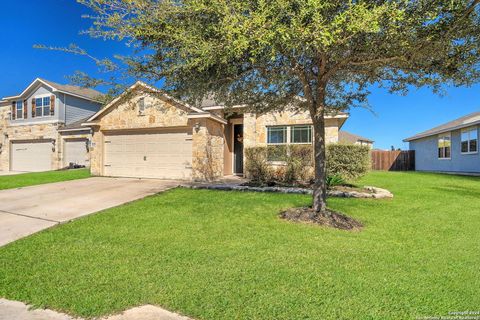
[233,124,244,174]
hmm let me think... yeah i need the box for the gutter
[187,112,228,124]
[57,127,91,133]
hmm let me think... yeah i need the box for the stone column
[191,119,225,181]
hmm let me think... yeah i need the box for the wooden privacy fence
[371,150,415,171]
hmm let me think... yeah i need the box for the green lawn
[0,169,90,190]
[0,171,479,319]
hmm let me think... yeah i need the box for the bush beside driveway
[0,172,479,319]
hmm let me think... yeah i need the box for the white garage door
[11,140,52,172]
[64,139,88,167]
[104,130,192,179]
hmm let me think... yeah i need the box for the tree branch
[348,55,405,67]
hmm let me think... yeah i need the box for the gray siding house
[0,78,103,172]
[404,112,480,173]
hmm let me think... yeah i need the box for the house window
[35,96,51,117]
[291,125,312,144]
[267,125,314,145]
[438,133,451,159]
[461,127,478,154]
[267,126,287,144]
[16,101,23,119]
[267,125,313,162]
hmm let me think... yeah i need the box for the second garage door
[64,139,88,167]
[11,140,52,172]
[104,130,193,179]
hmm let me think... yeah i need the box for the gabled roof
[2,78,103,102]
[339,130,374,144]
[85,81,210,123]
[40,79,102,101]
[404,111,480,142]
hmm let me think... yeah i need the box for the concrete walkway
[0,177,180,247]
[0,299,191,320]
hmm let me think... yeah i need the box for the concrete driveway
[0,177,180,247]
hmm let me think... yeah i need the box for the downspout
[64,93,67,124]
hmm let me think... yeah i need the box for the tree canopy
[79,0,480,112]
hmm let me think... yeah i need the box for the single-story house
[0,78,103,172]
[404,112,479,174]
[84,81,349,180]
[338,130,374,148]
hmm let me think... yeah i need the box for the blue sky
[1,0,479,150]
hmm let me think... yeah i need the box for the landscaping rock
[183,184,393,199]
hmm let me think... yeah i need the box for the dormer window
[35,96,51,117]
[16,101,23,119]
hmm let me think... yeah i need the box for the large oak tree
[78,0,480,216]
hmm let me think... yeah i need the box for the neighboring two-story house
[0,78,102,172]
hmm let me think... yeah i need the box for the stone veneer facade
[1,123,60,171]
[1,87,345,180]
[89,90,344,180]
[89,91,225,180]
[242,109,339,150]
[0,103,91,171]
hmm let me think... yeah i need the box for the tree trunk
[311,105,328,215]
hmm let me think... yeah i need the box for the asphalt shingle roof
[404,111,480,141]
[58,117,91,131]
[40,78,103,101]
[339,130,373,144]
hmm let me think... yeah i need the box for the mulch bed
[279,207,363,231]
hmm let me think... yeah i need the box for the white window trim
[438,132,451,160]
[15,100,24,119]
[290,125,313,144]
[460,126,478,155]
[266,125,313,164]
[34,94,52,118]
[266,126,288,145]
[266,125,313,145]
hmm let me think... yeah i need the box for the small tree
[77,0,480,218]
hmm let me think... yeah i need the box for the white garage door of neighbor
[64,139,88,167]
[11,141,52,172]
[104,130,193,179]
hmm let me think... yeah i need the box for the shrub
[244,147,273,183]
[326,144,371,180]
[286,145,314,183]
[326,174,346,188]
[244,144,370,185]
[267,145,288,161]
